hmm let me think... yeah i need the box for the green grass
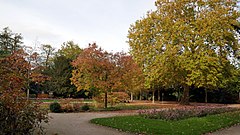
[92,104,158,111]
[31,99,60,103]
[114,104,158,110]
[91,111,240,135]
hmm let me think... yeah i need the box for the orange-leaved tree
[118,54,145,101]
[71,43,120,108]
[0,49,48,134]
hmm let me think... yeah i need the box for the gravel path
[207,125,240,135]
[42,104,240,135]
[43,112,136,135]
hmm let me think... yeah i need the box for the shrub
[62,104,74,112]
[60,99,74,112]
[138,106,239,121]
[0,97,48,134]
[50,102,61,113]
[0,50,48,134]
[73,103,82,111]
[81,104,90,111]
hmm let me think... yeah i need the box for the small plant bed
[91,111,240,135]
[138,106,239,120]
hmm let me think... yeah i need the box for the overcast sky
[0,0,156,52]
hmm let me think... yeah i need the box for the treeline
[0,27,145,108]
[0,15,239,106]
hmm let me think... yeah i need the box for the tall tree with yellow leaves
[128,0,239,105]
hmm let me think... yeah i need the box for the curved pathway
[43,112,136,135]
[207,125,240,135]
[43,104,240,135]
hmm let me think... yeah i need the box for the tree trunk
[158,89,160,101]
[205,89,208,103]
[152,90,155,104]
[179,85,190,105]
[130,92,133,102]
[178,90,181,102]
[239,92,240,101]
[27,88,30,100]
[161,92,164,104]
[139,90,142,100]
[104,92,107,108]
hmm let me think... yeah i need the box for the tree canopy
[0,27,23,57]
[118,55,145,101]
[57,41,82,60]
[128,0,240,104]
[71,43,120,108]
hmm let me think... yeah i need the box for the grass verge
[91,111,240,135]
[93,104,158,111]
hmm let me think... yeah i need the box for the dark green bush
[50,102,61,113]
[81,104,90,111]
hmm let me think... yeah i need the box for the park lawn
[91,111,240,135]
[93,104,159,111]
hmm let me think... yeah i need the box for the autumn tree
[118,54,145,101]
[128,0,240,104]
[71,43,119,108]
[0,49,48,134]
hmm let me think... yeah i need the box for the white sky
[0,0,156,52]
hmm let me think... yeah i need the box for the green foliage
[49,102,61,113]
[91,111,240,135]
[43,55,78,97]
[92,104,157,112]
[0,27,23,56]
[114,104,157,110]
[128,0,240,104]
[81,104,90,111]
[41,41,82,98]
[58,41,82,60]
